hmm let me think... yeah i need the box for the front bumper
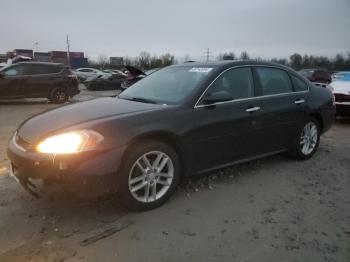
[335,102,350,116]
[334,92,350,116]
[7,135,125,194]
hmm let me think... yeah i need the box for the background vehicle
[74,68,111,82]
[0,62,79,103]
[121,65,146,89]
[84,73,127,90]
[299,68,332,84]
[330,76,350,116]
[332,71,350,81]
[8,61,335,210]
[103,69,127,76]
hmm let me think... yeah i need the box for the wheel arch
[121,131,190,178]
[309,112,324,133]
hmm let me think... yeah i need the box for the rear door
[22,64,63,97]
[252,66,309,152]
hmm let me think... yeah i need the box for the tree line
[90,50,350,72]
[217,51,350,71]
[89,51,175,70]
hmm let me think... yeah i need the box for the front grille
[334,93,350,103]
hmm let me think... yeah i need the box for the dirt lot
[0,87,349,262]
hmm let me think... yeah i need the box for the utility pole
[202,48,212,61]
[34,42,39,52]
[66,34,70,65]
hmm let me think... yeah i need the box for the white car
[330,77,350,116]
[74,68,111,81]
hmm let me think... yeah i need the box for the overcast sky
[1,0,349,60]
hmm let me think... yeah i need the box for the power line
[34,42,39,52]
[202,48,213,61]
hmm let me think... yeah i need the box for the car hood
[331,81,350,94]
[17,97,163,142]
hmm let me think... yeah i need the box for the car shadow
[0,152,305,251]
[0,99,51,105]
[336,116,350,125]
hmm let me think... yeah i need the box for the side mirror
[203,90,233,104]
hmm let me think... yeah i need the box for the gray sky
[1,0,349,60]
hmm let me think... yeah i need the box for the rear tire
[117,140,180,211]
[288,117,320,160]
[49,87,68,104]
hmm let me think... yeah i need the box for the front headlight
[36,130,104,154]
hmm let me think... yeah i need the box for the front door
[187,67,265,172]
[0,65,26,98]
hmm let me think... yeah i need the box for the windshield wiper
[120,96,158,104]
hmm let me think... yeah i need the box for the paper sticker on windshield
[189,67,213,73]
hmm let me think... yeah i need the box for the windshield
[119,66,213,104]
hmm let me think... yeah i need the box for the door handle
[246,106,261,113]
[294,99,305,105]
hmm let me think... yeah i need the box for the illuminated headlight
[36,130,103,154]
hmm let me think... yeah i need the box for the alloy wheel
[56,91,67,103]
[300,122,318,155]
[128,151,174,203]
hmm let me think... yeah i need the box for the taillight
[68,74,78,80]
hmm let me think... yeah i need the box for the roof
[173,60,292,70]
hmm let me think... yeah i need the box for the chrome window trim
[194,65,310,109]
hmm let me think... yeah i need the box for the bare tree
[160,53,175,66]
[289,53,303,70]
[138,51,151,69]
[217,52,236,60]
[97,54,108,69]
[182,54,191,63]
[240,51,250,60]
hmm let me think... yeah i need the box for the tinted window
[206,67,254,100]
[3,65,27,76]
[291,75,308,91]
[80,69,92,72]
[26,65,62,75]
[256,67,293,95]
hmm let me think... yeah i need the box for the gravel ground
[0,87,349,262]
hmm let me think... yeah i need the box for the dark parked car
[84,71,127,90]
[0,62,79,103]
[121,65,146,89]
[299,68,332,84]
[7,61,335,210]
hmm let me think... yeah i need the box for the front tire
[289,118,320,160]
[117,141,180,211]
[49,87,68,104]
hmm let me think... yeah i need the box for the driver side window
[205,67,254,101]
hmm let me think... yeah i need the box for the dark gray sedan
[7,61,335,210]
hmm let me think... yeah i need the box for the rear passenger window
[256,67,293,95]
[207,67,254,100]
[291,75,308,91]
[27,65,61,75]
